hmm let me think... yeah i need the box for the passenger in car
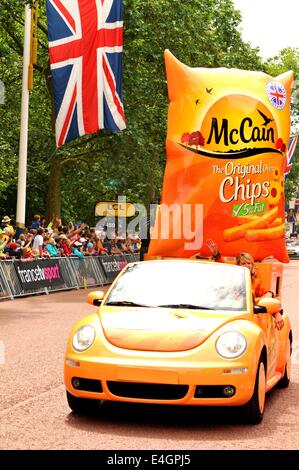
[205,239,284,331]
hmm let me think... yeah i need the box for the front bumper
[65,354,256,406]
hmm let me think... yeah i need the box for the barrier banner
[14,259,65,291]
[99,255,129,283]
[0,263,13,300]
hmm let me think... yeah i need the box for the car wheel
[66,390,101,414]
[241,358,266,424]
[277,337,291,388]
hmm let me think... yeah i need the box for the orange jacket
[251,276,267,301]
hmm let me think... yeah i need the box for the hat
[74,241,82,247]
[2,216,11,224]
[79,237,87,243]
[87,242,93,248]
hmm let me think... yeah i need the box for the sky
[232,0,299,59]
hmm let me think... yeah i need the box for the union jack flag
[46,0,126,147]
[266,82,286,110]
[285,134,298,179]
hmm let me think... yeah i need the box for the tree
[0,0,262,224]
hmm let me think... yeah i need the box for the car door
[254,311,279,380]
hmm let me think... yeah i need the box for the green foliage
[1,0,263,224]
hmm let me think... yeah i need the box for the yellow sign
[95,202,136,217]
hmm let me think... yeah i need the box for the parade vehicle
[286,239,299,258]
[64,259,292,424]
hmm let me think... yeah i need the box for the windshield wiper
[105,300,152,307]
[157,303,214,310]
[105,301,214,310]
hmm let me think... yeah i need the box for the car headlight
[72,325,95,352]
[216,331,247,359]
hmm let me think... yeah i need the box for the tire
[66,390,101,414]
[241,359,266,424]
[277,337,291,389]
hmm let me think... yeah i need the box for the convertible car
[64,259,292,424]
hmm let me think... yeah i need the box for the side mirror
[87,290,105,306]
[254,305,267,314]
[255,297,281,315]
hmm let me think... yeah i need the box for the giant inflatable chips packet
[148,50,293,262]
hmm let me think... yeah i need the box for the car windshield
[105,261,247,312]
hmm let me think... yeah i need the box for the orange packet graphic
[148,50,293,262]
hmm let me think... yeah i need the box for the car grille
[107,381,189,400]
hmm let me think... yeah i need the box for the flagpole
[16,4,31,235]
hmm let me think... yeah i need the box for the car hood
[99,307,244,352]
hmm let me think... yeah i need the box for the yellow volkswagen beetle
[64,259,292,424]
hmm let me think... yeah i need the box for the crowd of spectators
[0,214,141,261]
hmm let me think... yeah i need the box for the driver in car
[206,239,284,331]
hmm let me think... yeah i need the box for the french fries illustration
[245,223,285,242]
[268,217,283,228]
[223,207,279,242]
[237,215,259,224]
[237,215,282,229]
